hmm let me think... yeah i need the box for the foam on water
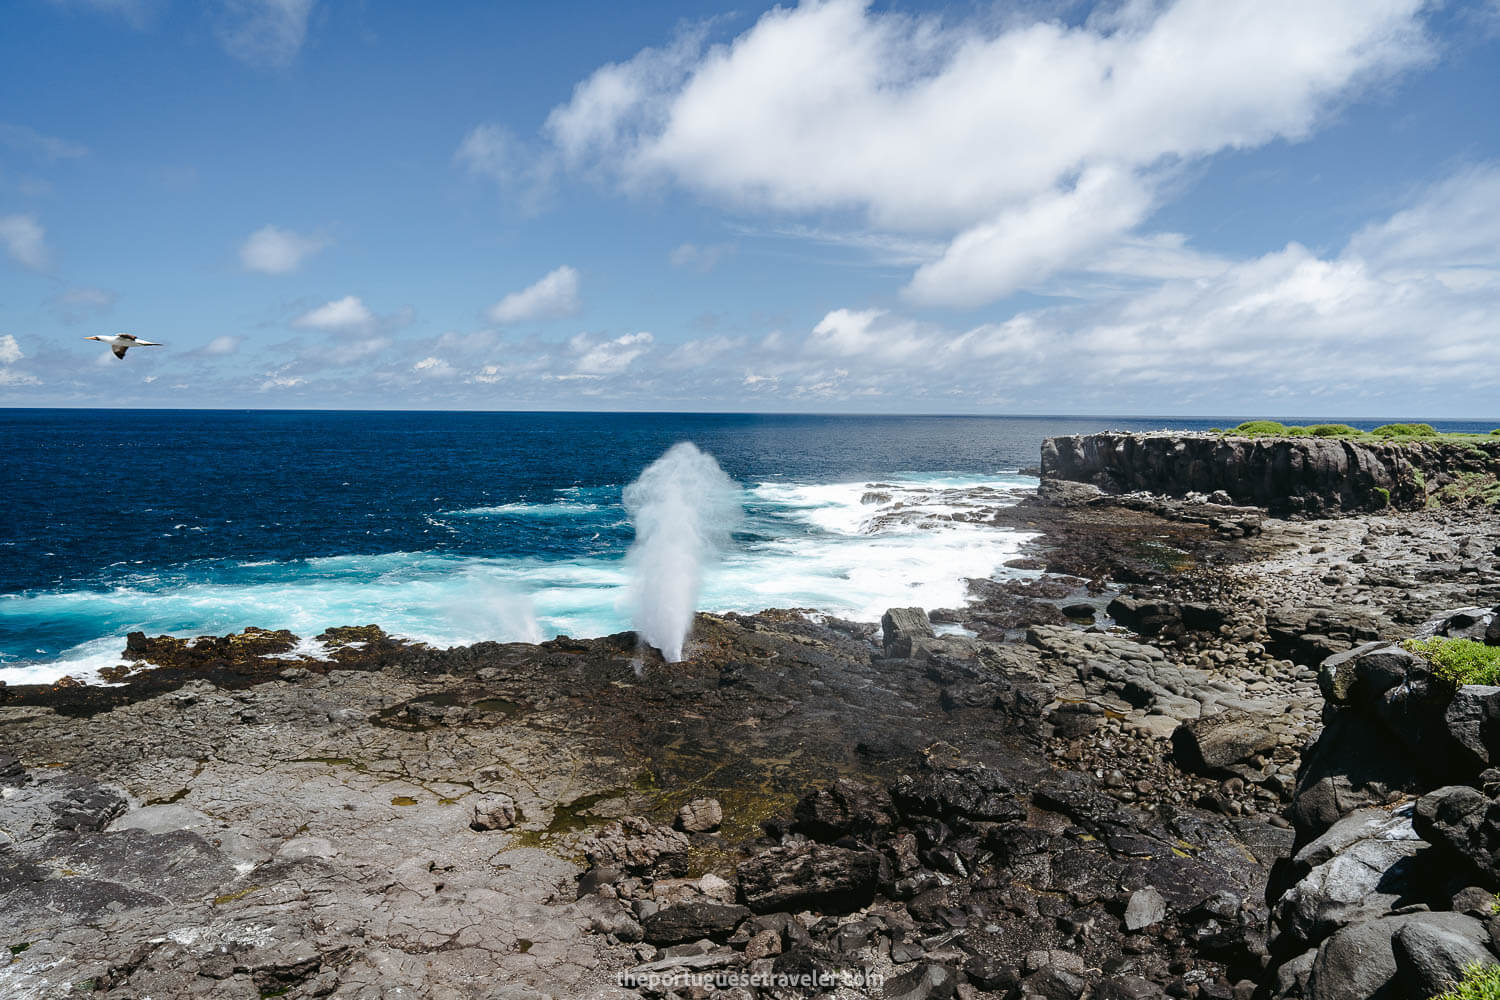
[0,471,1037,683]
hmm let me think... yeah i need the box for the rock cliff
[1040,433,1500,514]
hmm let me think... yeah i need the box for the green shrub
[1283,425,1310,435]
[1432,962,1500,1000]
[1372,486,1391,508]
[1372,422,1439,438]
[1403,637,1500,687]
[1491,428,1500,436]
[1307,423,1360,437]
[1234,420,1288,436]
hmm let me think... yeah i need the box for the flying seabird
[86,333,163,360]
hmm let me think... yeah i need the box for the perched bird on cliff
[86,333,163,360]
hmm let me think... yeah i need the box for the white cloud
[215,0,314,69]
[260,374,306,390]
[904,166,1153,306]
[569,331,653,375]
[543,0,1431,306]
[413,356,457,378]
[239,224,328,274]
[0,334,37,387]
[0,215,50,270]
[51,286,117,323]
[455,124,517,183]
[669,242,734,272]
[0,123,88,161]
[0,335,23,365]
[293,295,374,333]
[486,266,581,325]
[202,335,242,356]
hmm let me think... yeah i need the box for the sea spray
[622,442,742,662]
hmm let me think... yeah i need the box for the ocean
[2,409,1492,684]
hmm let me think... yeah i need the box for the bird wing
[112,344,128,359]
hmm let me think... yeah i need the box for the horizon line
[1,405,1497,423]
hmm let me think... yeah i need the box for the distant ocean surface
[2,410,1493,684]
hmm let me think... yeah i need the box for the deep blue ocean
[2,410,1493,682]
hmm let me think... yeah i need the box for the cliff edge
[1041,432,1500,514]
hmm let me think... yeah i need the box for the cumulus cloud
[202,335,242,356]
[0,215,50,270]
[538,0,1431,306]
[778,163,1500,404]
[0,335,38,387]
[293,295,375,333]
[486,265,581,324]
[239,224,329,274]
[215,0,314,69]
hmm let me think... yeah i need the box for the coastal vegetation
[1402,637,1500,687]
[1432,963,1500,1000]
[1220,420,1498,441]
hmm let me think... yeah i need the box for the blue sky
[1,0,1498,416]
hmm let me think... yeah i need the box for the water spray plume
[623,442,741,662]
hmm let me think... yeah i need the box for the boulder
[1489,609,1500,647]
[1310,910,1500,1000]
[883,963,959,1000]
[1412,785,1499,883]
[791,778,894,842]
[736,843,881,914]
[675,797,723,833]
[641,900,751,945]
[575,894,644,942]
[1124,887,1167,931]
[1291,709,1427,839]
[1172,711,1278,775]
[882,607,935,657]
[1273,834,1424,953]
[469,794,517,831]
[1392,913,1496,999]
[1445,686,1500,772]
[579,816,691,876]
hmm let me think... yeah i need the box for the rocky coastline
[3,436,1500,999]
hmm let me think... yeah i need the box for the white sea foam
[623,443,742,662]
[447,501,601,518]
[0,471,1037,684]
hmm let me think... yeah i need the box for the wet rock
[675,797,723,833]
[736,843,881,914]
[882,607,935,657]
[470,793,517,831]
[1172,710,1278,775]
[641,901,751,945]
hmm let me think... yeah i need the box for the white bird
[86,333,163,360]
